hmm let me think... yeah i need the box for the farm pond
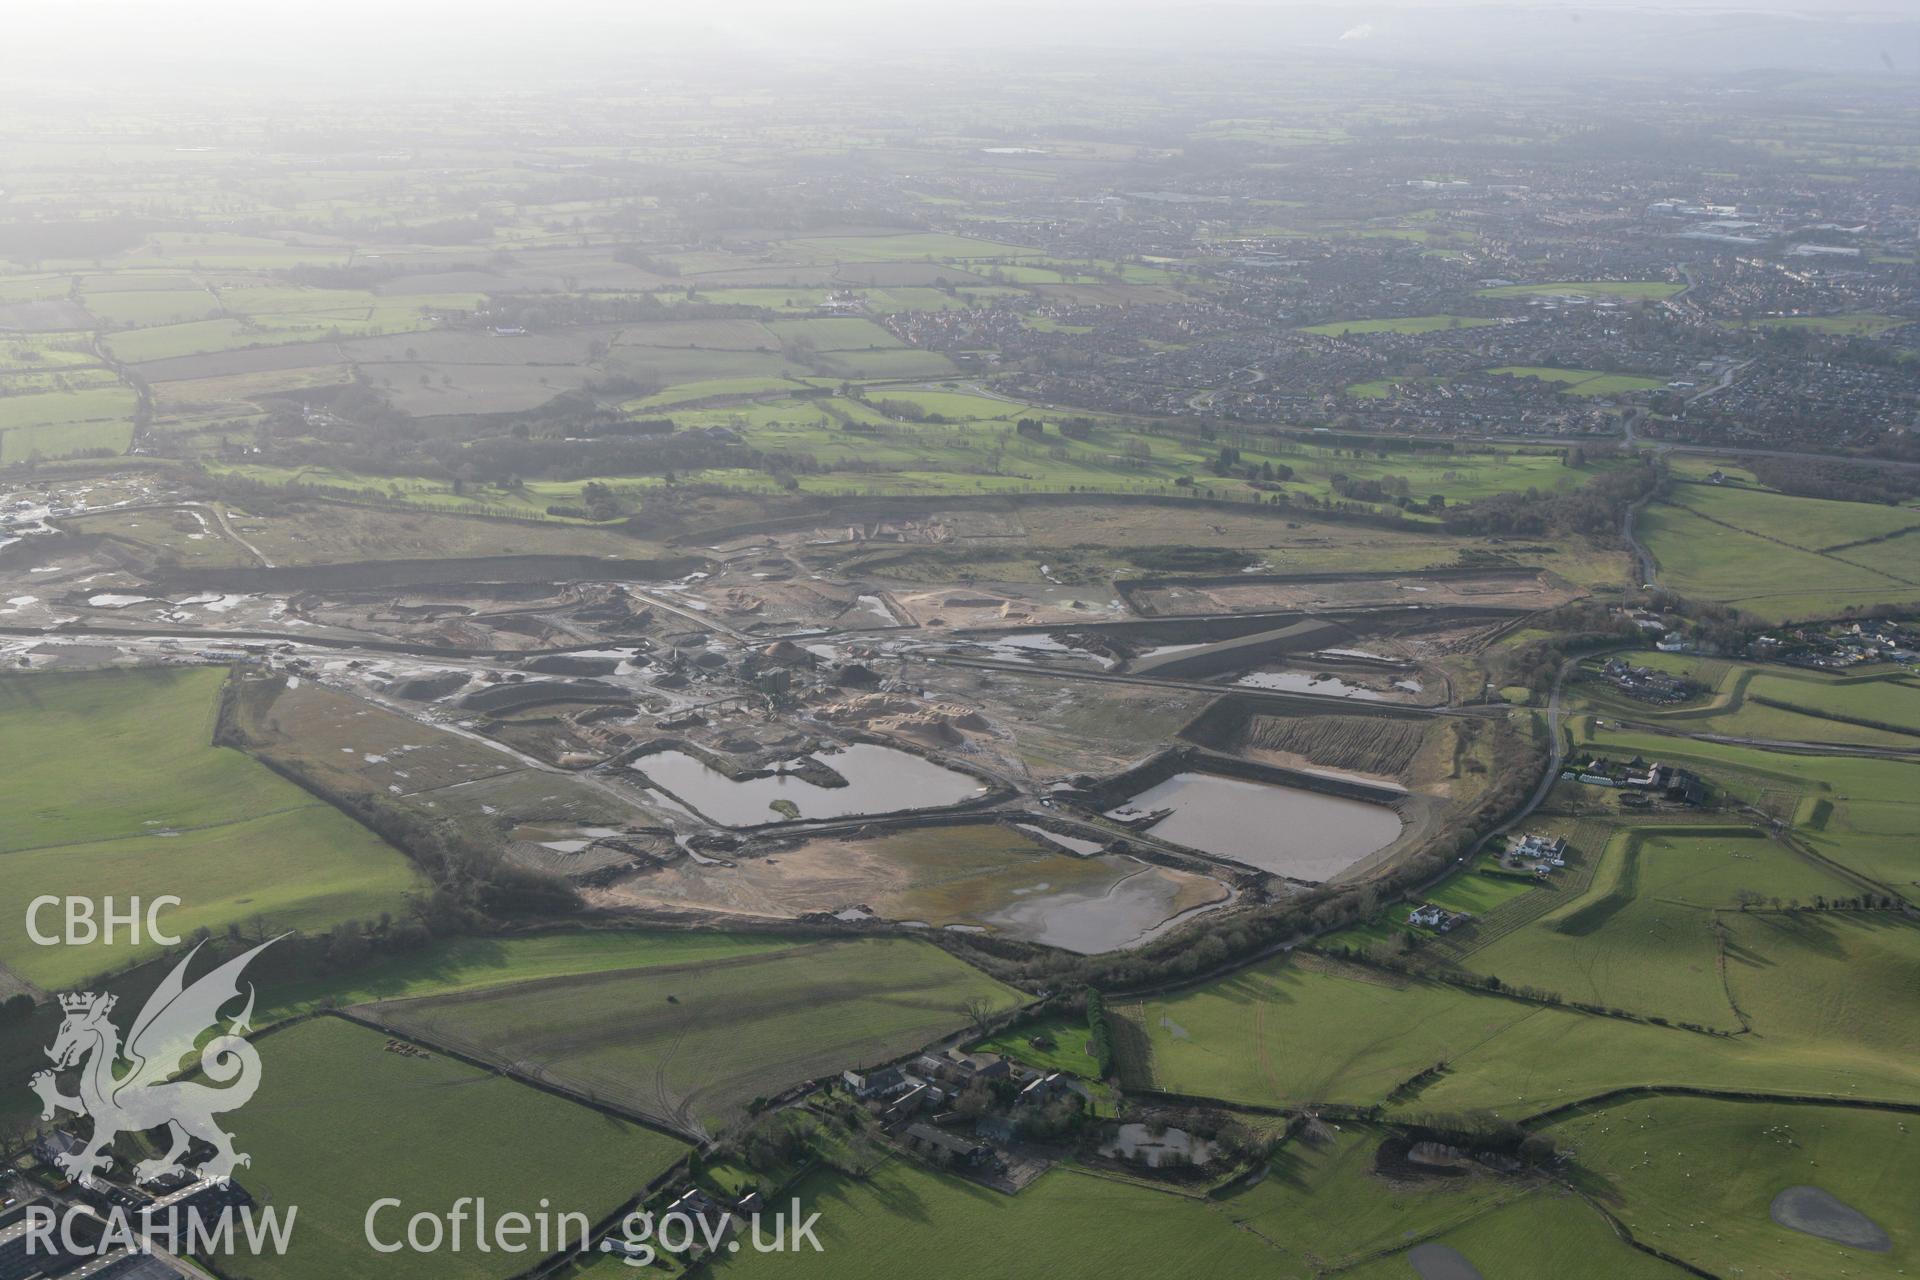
[1107,771,1402,881]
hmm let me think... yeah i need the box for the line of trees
[1086,988,1115,1078]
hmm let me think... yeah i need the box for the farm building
[1408,903,1470,932]
[942,1048,1011,1082]
[884,1081,937,1126]
[843,1064,912,1099]
[1019,1072,1071,1106]
[1598,657,1699,704]
[1511,833,1567,865]
[663,1189,735,1256]
[904,1123,994,1168]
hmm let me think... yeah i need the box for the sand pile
[814,693,990,746]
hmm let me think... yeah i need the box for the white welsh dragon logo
[29,938,280,1187]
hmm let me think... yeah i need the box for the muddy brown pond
[1108,771,1402,881]
[631,743,988,826]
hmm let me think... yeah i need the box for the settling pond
[981,858,1228,954]
[1108,771,1402,881]
[631,743,988,826]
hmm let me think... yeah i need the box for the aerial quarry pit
[3,487,1511,958]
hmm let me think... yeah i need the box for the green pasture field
[667,392,891,430]
[664,407,1608,513]
[260,294,446,327]
[216,284,484,318]
[1638,501,1920,621]
[775,232,1044,262]
[763,317,904,349]
[362,938,1021,1134]
[1477,281,1682,300]
[1676,482,1920,552]
[1733,669,1920,744]
[1327,846,1547,951]
[605,345,798,389]
[0,808,422,991]
[973,1013,1106,1078]
[1298,314,1502,336]
[631,376,811,408]
[223,1017,686,1280]
[124,230,354,270]
[1576,661,1920,748]
[1486,366,1665,395]
[0,415,133,464]
[91,306,433,373]
[0,667,316,852]
[0,331,100,372]
[715,1159,1280,1279]
[0,668,418,987]
[1722,910,1920,1076]
[669,287,829,310]
[1344,1189,1689,1280]
[0,274,73,303]
[981,262,1106,284]
[1745,669,1920,727]
[75,271,202,292]
[0,384,134,432]
[1664,454,1763,486]
[1569,721,1920,889]
[1214,1123,1527,1272]
[1545,1097,1917,1279]
[1458,826,1860,1027]
[1220,1114,1691,1278]
[1340,1188,1689,1280]
[614,318,782,350]
[1341,225,1477,245]
[103,318,325,363]
[1823,528,1920,582]
[1278,446,1607,506]
[1114,951,1920,1115]
[83,288,217,326]
[199,463,676,532]
[850,388,1028,420]
[262,931,802,1020]
[813,348,956,378]
[0,367,124,394]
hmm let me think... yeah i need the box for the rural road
[1622,487,1658,589]
[628,588,752,642]
[1517,657,1573,830]
[1612,721,1920,759]
[204,502,275,567]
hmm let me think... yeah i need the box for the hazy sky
[4,0,1913,89]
